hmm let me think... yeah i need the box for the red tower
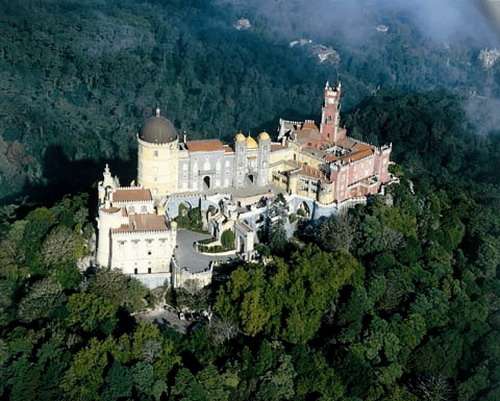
[320,81,342,143]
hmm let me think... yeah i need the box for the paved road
[174,229,231,273]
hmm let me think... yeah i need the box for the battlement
[111,228,173,236]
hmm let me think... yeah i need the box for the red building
[272,82,393,204]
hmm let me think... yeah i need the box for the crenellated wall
[110,227,176,275]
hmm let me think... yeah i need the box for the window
[134,268,138,274]
[148,268,151,274]
[148,251,152,255]
[154,150,159,157]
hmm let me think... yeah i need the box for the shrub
[221,230,235,250]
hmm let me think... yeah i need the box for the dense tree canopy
[0,1,499,400]
[1,0,500,202]
[0,90,499,400]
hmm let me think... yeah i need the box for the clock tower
[320,81,342,143]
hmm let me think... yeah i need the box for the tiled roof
[112,213,169,233]
[113,188,152,203]
[347,148,374,162]
[186,139,225,152]
[296,127,321,143]
[324,139,375,163]
[298,163,327,180]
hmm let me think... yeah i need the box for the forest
[0,0,499,400]
[0,89,499,400]
[1,0,500,202]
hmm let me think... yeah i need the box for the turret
[234,132,247,188]
[96,207,126,267]
[98,164,118,206]
[257,132,271,186]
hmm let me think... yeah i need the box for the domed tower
[137,107,179,198]
[234,132,247,188]
[257,131,270,186]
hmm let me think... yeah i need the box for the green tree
[221,229,235,250]
[66,292,118,335]
[17,278,64,323]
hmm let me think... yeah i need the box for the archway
[178,202,191,218]
[203,176,211,190]
[297,201,311,218]
[246,174,255,185]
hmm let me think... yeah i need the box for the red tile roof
[113,188,152,203]
[298,163,327,181]
[186,139,225,152]
[112,214,168,233]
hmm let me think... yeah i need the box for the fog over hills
[221,0,500,134]
[220,0,499,45]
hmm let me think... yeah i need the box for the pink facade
[330,146,392,202]
[277,82,393,204]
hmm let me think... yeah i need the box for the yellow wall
[297,152,322,169]
[138,137,179,198]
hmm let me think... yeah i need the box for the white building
[95,84,394,289]
[136,107,271,199]
[97,164,177,288]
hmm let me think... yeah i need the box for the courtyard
[174,229,232,274]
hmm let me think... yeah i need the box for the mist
[220,0,499,46]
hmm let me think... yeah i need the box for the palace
[96,82,394,288]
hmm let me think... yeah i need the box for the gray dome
[140,114,178,144]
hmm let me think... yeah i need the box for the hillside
[0,1,499,400]
[2,0,500,203]
[0,90,499,401]
[0,0,328,201]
